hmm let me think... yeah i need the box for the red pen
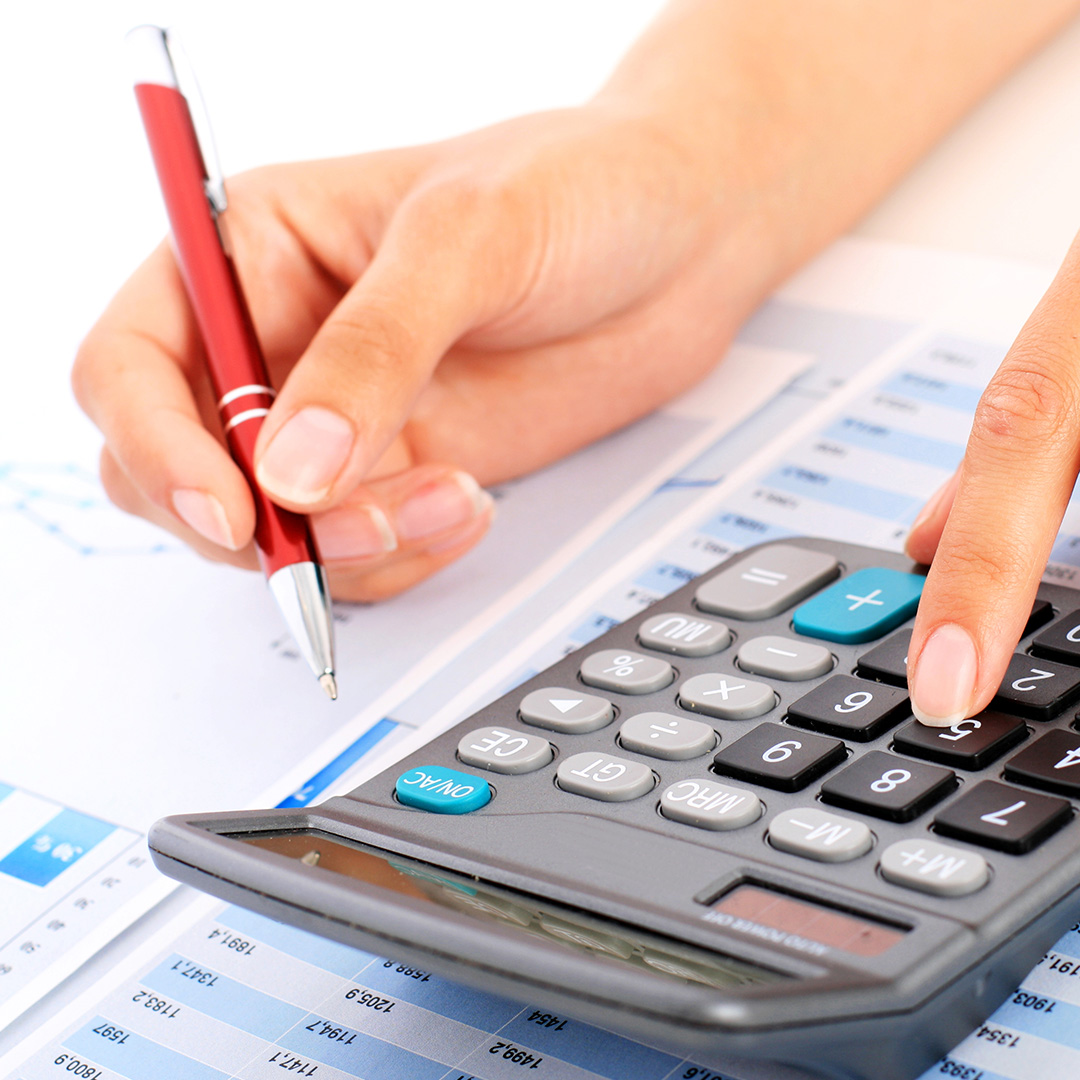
[128,26,337,699]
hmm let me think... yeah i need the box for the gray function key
[519,688,614,734]
[556,752,655,802]
[768,807,872,863]
[737,635,834,681]
[879,839,989,898]
[695,544,840,621]
[618,712,716,760]
[637,612,731,657]
[660,778,762,830]
[579,649,674,695]
[457,727,554,774]
[679,673,775,721]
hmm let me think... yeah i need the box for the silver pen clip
[163,30,228,216]
[128,25,228,216]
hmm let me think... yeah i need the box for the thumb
[253,186,529,510]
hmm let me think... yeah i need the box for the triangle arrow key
[550,698,582,714]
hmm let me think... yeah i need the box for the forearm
[598,0,1080,287]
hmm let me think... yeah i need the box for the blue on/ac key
[395,766,492,814]
[793,567,924,645]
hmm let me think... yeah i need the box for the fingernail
[256,406,355,505]
[909,473,957,537]
[315,504,398,561]
[172,489,238,550]
[395,471,492,543]
[910,623,978,727]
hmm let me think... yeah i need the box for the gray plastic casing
[150,538,1080,1080]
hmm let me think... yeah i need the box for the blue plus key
[395,766,492,814]
[793,568,924,644]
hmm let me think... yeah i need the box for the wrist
[595,0,1080,315]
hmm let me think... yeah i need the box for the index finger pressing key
[906,234,1080,727]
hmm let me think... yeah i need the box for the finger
[99,448,258,569]
[73,244,256,551]
[904,470,960,565]
[252,180,539,511]
[397,251,742,484]
[102,444,494,601]
[907,237,1080,726]
[313,463,495,602]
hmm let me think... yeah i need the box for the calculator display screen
[238,829,789,990]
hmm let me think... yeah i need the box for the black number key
[892,712,1027,770]
[856,629,910,687]
[1004,730,1080,797]
[820,750,955,822]
[1031,608,1080,666]
[991,655,1080,720]
[712,723,846,792]
[787,675,909,741]
[933,780,1071,854]
[1023,598,1055,639]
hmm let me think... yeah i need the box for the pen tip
[319,673,338,701]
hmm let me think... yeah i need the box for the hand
[905,230,1080,724]
[75,0,1075,603]
[72,102,771,601]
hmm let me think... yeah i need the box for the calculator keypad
[457,727,554,774]
[579,649,675,695]
[556,752,655,801]
[1003,730,1080,796]
[678,673,775,720]
[519,688,614,733]
[388,540,1080,929]
[792,567,924,644]
[693,544,839,620]
[1023,598,1056,639]
[637,612,731,657]
[991,655,1080,720]
[933,780,1072,854]
[712,723,846,792]
[1030,607,1080,665]
[891,712,1026,769]
[736,635,834,681]
[855,629,911,686]
[659,778,762,830]
[618,712,716,760]
[819,750,955,822]
[395,766,492,814]
[768,807,872,863]
[786,675,909,741]
[879,839,989,897]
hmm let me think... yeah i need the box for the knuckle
[217,163,281,207]
[938,535,1024,587]
[928,520,1036,611]
[322,307,419,374]
[970,354,1075,450]
[412,174,504,222]
[404,173,534,254]
[70,330,110,414]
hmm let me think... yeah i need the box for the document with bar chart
[0,784,166,1024]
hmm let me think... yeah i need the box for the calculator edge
[148,805,1080,1080]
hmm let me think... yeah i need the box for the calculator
[149,538,1080,1080]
